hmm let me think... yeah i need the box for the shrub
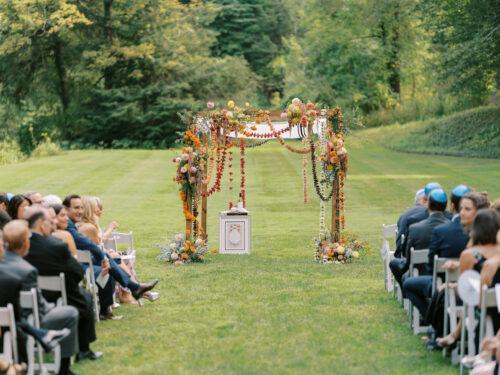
[31,134,62,158]
[0,140,25,165]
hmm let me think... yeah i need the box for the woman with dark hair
[459,192,491,232]
[7,195,31,220]
[50,204,78,257]
[438,208,500,353]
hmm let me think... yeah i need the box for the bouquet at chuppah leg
[159,233,208,265]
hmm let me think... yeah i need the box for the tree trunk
[103,0,114,89]
[379,4,401,99]
[53,35,69,110]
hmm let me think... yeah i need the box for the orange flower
[181,253,188,260]
[250,125,257,131]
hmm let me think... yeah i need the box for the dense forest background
[0,0,498,153]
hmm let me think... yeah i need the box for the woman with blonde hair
[79,196,138,305]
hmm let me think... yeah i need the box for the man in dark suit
[22,207,104,364]
[389,188,450,291]
[402,185,471,317]
[62,194,158,302]
[395,188,427,257]
[1,219,79,375]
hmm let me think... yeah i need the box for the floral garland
[302,137,308,204]
[309,138,335,202]
[266,118,311,154]
[240,138,246,207]
[202,134,228,197]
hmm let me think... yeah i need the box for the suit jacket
[2,250,53,318]
[66,219,104,263]
[426,216,469,274]
[404,211,450,266]
[24,232,88,313]
[0,262,23,320]
[395,204,428,257]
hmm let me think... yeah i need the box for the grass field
[1,132,499,374]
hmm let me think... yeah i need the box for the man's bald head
[3,220,30,257]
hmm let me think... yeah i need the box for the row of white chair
[0,274,66,374]
[380,224,499,372]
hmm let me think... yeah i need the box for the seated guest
[0,229,68,374]
[7,195,31,220]
[22,207,104,363]
[42,194,63,207]
[1,219,79,375]
[396,182,442,257]
[437,206,498,349]
[0,192,9,211]
[49,204,77,257]
[95,197,119,242]
[80,196,137,305]
[0,210,11,230]
[403,185,471,326]
[395,188,427,257]
[24,192,43,206]
[390,188,450,290]
[63,194,158,304]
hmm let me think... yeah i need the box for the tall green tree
[421,0,500,105]
[210,0,291,102]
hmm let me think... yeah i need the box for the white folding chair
[457,271,481,374]
[76,250,100,322]
[442,267,462,363]
[0,304,18,364]
[479,286,497,344]
[381,224,397,293]
[20,289,53,375]
[37,274,67,307]
[408,248,431,334]
[112,231,137,280]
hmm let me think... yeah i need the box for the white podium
[219,211,251,254]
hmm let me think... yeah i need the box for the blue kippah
[452,184,471,198]
[6,193,14,201]
[429,188,448,203]
[424,182,442,197]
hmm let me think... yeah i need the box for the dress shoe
[76,350,103,361]
[99,311,124,321]
[131,279,159,302]
[41,328,71,352]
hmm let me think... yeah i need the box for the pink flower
[180,166,187,173]
[174,234,183,242]
[190,166,197,173]
[280,112,288,119]
[207,102,215,109]
[189,177,196,183]
[181,153,189,161]
[292,98,302,105]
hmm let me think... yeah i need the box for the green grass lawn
[1,133,499,374]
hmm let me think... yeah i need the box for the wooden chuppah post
[201,132,208,240]
[331,176,340,243]
[185,196,192,240]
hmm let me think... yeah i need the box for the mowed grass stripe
[1,136,498,374]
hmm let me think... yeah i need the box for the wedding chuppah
[160,98,365,265]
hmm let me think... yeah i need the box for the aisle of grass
[1,134,499,374]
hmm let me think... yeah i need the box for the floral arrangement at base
[158,233,208,265]
[314,231,368,264]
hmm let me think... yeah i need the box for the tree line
[0,0,498,153]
